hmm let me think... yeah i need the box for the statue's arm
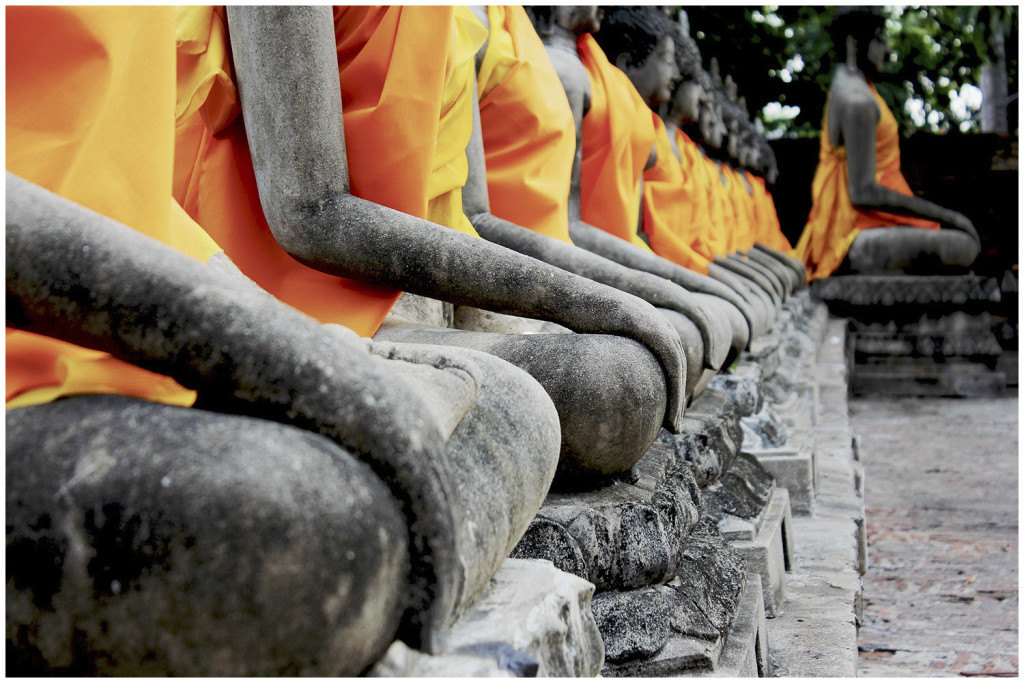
[462,80,722,368]
[5,173,450,465]
[838,93,978,242]
[228,7,686,428]
[462,74,689,424]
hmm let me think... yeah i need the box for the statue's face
[671,80,703,125]
[700,98,724,149]
[621,35,679,107]
[739,139,760,170]
[726,120,741,160]
[554,6,601,35]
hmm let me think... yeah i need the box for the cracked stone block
[703,453,776,524]
[511,444,702,591]
[372,559,604,677]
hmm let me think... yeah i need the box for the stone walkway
[853,395,1018,677]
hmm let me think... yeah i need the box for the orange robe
[578,33,656,251]
[748,174,793,253]
[175,6,483,338]
[723,165,756,252]
[477,5,574,244]
[640,115,711,273]
[795,84,940,280]
[692,153,731,258]
[7,6,221,409]
[673,129,719,262]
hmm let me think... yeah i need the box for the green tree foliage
[682,6,1018,138]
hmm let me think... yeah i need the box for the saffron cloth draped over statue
[795,84,939,280]
[174,6,485,338]
[6,6,221,409]
[578,33,657,251]
[641,115,712,273]
[478,5,575,244]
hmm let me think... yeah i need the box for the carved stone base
[600,574,769,677]
[369,559,603,677]
[720,487,793,618]
[747,430,816,516]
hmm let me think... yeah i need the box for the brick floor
[852,396,1018,677]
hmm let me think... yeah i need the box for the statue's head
[668,11,705,126]
[594,6,680,107]
[831,6,888,75]
[697,72,725,150]
[718,95,745,161]
[527,6,602,38]
[737,122,762,172]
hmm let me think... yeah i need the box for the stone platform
[811,274,1010,397]
[370,293,866,678]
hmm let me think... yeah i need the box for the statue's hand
[943,209,980,244]
[603,291,687,431]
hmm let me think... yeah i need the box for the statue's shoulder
[828,69,878,119]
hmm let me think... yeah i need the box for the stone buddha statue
[7,6,573,674]
[448,4,735,405]
[587,7,784,327]
[794,6,980,280]
[527,6,771,346]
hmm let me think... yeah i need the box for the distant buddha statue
[794,6,980,280]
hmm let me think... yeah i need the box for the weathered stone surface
[7,397,410,676]
[367,641,511,677]
[811,274,1000,311]
[707,361,764,417]
[370,559,605,677]
[669,516,747,633]
[445,559,604,677]
[592,588,673,663]
[511,450,701,591]
[728,488,790,618]
[740,403,792,450]
[703,453,775,524]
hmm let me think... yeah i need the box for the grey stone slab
[767,570,861,678]
[728,487,790,618]
[421,561,598,679]
[749,437,815,516]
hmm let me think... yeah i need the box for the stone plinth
[370,559,604,677]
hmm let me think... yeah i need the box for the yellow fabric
[426,5,488,235]
[795,85,940,280]
[578,33,656,252]
[7,6,220,409]
[724,165,756,252]
[675,130,717,261]
[478,5,575,243]
[748,174,793,253]
[711,161,739,253]
[641,115,711,273]
[691,150,730,257]
[174,7,483,339]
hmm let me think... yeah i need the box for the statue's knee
[491,334,666,486]
[7,396,409,676]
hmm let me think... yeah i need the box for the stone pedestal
[370,559,604,677]
[811,274,1009,397]
[719,487,793,618]
[746,430,817,516]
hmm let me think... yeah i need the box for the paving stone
[852,396,1018,677]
